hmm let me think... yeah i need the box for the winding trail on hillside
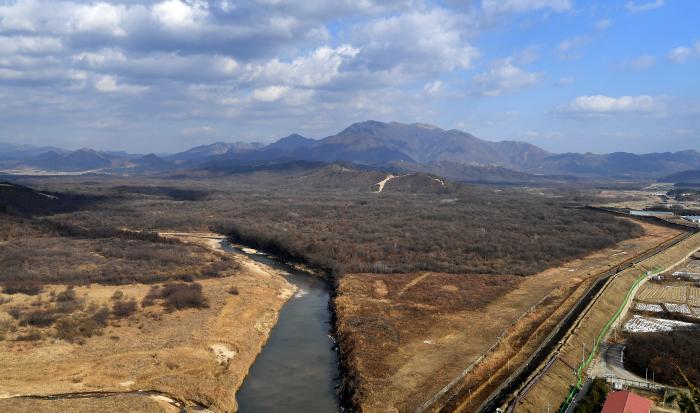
[374,174,397,193]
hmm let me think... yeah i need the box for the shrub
[2,280,42,296]
[55,315,103,342]
[15,329,42,341]
[91,307,110,326]
[160,282,208,311]
[112,299,137,318]
[56,287,76,302]
[22,309,56,327]
[7,307,22,319]
[228,286,239,295]
[111,290,124,301]
[574,378,608,413]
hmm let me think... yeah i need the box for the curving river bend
[222,242,340,413]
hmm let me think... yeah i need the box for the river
[221,242,340,413]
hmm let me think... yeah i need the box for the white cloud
[668,42,700,63]
[625,0,665,13]
[74,49,239,81]
[482,0,572,14]
[351,8,479,74]
[94,75,147,94]
[69,2,127,36]
[471,58,543,97]
[151,0,208,30]
[558,95,659,116]
[0,36,62,54]
[249,45,358,88]
[423,80,443,96]
[251,85,290,102]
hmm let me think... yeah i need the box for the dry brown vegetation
[0,260,296,413]
[11,171,642,278]
[335,221,683,412]
[0,170,665,412]
[0,235,238,286]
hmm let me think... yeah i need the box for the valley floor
[0,236,295,413]
[335,220,681,412]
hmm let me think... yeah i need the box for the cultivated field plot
[635,303,663,312]
[623,315,694,333]
[663,303,692,314]
[689,287,700,306]
[637,284,687,303]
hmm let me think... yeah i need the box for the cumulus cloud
[557,95,660,116]
[482,0,572,14]
[350,8,479,74]
[251,85,290,102]
[625,0,665,13]
[471,58,543,97]
[668,42,700,63]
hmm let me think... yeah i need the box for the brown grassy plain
[335,220,682,412]
[0,248,295,413]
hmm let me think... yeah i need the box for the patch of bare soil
[335,220,681,412]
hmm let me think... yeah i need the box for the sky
[0,0,699,154]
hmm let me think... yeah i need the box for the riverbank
[0,233,296,413]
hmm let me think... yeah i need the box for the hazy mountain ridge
[1,121,698,180]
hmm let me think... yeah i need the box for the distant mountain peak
[267,133,316,151]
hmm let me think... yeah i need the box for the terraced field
[637,284,687,303]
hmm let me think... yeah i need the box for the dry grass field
[518,231,700,413]
[0,245,295,413]
[335,220,681,412]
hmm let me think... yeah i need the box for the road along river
[221,242,340,413]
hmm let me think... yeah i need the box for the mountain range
[1,121,698,182]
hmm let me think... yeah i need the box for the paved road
[590,343,657,385]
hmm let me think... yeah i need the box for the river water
[221,242,340,413]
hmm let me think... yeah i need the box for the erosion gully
[221,241,341,413]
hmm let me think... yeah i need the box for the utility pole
[645,368,648,381]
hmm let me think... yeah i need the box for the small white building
[682,215,700,223]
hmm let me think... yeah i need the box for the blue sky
[0,0,698,154]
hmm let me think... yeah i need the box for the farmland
[513,230,700,413]
[637,284,687,303]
